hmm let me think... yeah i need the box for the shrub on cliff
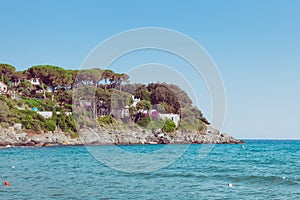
[55,113,77,133]
[147,119,165,132]
[45,120,56,132]
[136,116,151,128]
[19,109,46,122]
[23,98,56,111]
[98,115,114,125]
[0,100,10,123]
[20,118,43,133]
[162,119,176,132]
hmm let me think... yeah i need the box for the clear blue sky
[1,0,299,139]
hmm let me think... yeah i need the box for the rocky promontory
[0,125,243,148]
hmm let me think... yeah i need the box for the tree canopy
[0,63,16,84]
[28,65,72,101]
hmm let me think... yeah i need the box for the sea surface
[1,140,300,199]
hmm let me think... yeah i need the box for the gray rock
[0,123,243,147]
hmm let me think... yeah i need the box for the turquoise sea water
[1,140,300,199]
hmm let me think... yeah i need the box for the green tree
[0,100,10,122]
[134,100,152,122]
[45,120,56,132]
[0,63,16,84]
[117,73,129,92]
[98,115,114,125]
[129,106,137,120]
[66,69,78,89]
[17,80,33,97]
[149,84,180,114]
[95,87,112,115]
[136,100,152,112]
[101,69,114,90]
[162,119,176,132]
[111,90,131,110]
[76,68,102,86]
[133,85,150,101]
[28,65,72,101]
[56,89,72,105]
[137,116,151,128]
[10,71,24,86]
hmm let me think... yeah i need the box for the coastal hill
[0,64,243,147]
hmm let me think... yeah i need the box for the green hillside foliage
[0,63,209,134]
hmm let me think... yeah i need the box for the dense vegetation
[0,63,209,136]
[0,95,77,135]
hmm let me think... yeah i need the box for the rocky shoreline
[0,125,243,148]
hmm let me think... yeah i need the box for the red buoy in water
[4,181,10,186]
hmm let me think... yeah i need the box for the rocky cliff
[0,125,243,147]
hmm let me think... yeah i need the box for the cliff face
[0,125,243,147]
[79,125,243,145]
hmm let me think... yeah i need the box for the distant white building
[144,109,180,127]
[29,78,40,86]
[37,111,53,119]
[121,105,130,118]
[0,81,7,94]
[159,113,180,127]
[37,111,72,119]
[129,96,180,127]
[131,95,140,107]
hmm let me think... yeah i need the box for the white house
[37,111,72,119]
[30,78,40,86]
[159,113,180,127]
[129,95,181,127]
[143,109,180,127]
[131,95,140,107]
[0,81,8,94]
[37,111,53,119]
[121,105,130,118]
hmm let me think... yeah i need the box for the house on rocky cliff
[144,109,180,127]
[159,113,180,127]
[0,81,8,94]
